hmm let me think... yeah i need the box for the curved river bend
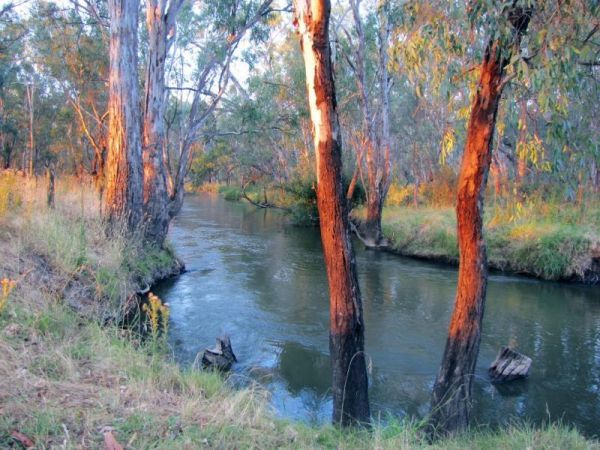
[156,194,600,437]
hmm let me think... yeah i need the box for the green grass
[357,200,600,282]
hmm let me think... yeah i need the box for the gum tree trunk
[295,0,370,426]
[429,5,531,437]
[428,42,505,435]
[142,0,184,246]
[347,0,391,245]
[103,0,144,232]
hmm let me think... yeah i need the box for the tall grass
[0,172,178,315]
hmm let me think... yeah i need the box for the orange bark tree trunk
[103,0,144,232]
[428,6,531,438]
[294,0,370,426]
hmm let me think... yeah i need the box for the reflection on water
[155,193,600,437]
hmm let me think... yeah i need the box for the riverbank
[1,176,598,448]
[353,202,600,284]
[196,182,600,283]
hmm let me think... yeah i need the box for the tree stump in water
[489,346,531,382]
[202,336,237,371]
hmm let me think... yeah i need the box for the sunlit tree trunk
[429,7,531,437]
[295,0,370,426]
[103,0,143,231]
[346,149,362,206]
[143,0,184,246]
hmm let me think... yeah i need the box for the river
[155,193,600,437]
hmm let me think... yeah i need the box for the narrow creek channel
[155,193,600,437]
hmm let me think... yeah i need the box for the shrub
[386,183,414,206]
[418,167,457,207]
[219,185,241,201]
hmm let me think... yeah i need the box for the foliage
[219,185,242,201]
[386,183,414,206]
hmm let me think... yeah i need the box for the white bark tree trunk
[347,0,391,245]
[143,0,185,246]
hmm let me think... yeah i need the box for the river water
[155,193,600,437]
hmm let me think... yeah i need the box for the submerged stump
[489,346,531,382]
[202,336,237,371]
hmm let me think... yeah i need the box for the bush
[418,167,457,207]
[282,177,319,226]
[386,183,414,206]
[219,185,242,201]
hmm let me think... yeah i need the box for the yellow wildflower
[142,292,170,337]
[0,278,16,313]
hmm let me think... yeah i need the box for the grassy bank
[1,173,598,448]
[354,201,600,283]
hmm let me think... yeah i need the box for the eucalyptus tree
[103,0,276,243]
[428,2,532,435]
[393,0,599,203]
[425,0,599,436]
[0,3,26,170]
[294,0,370,426]
[142,0,186,245]
[192,29,310,188]
[103,0,143,231]
[27,1,109,181]
[163,0,275,219]
[337,0,393,245]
